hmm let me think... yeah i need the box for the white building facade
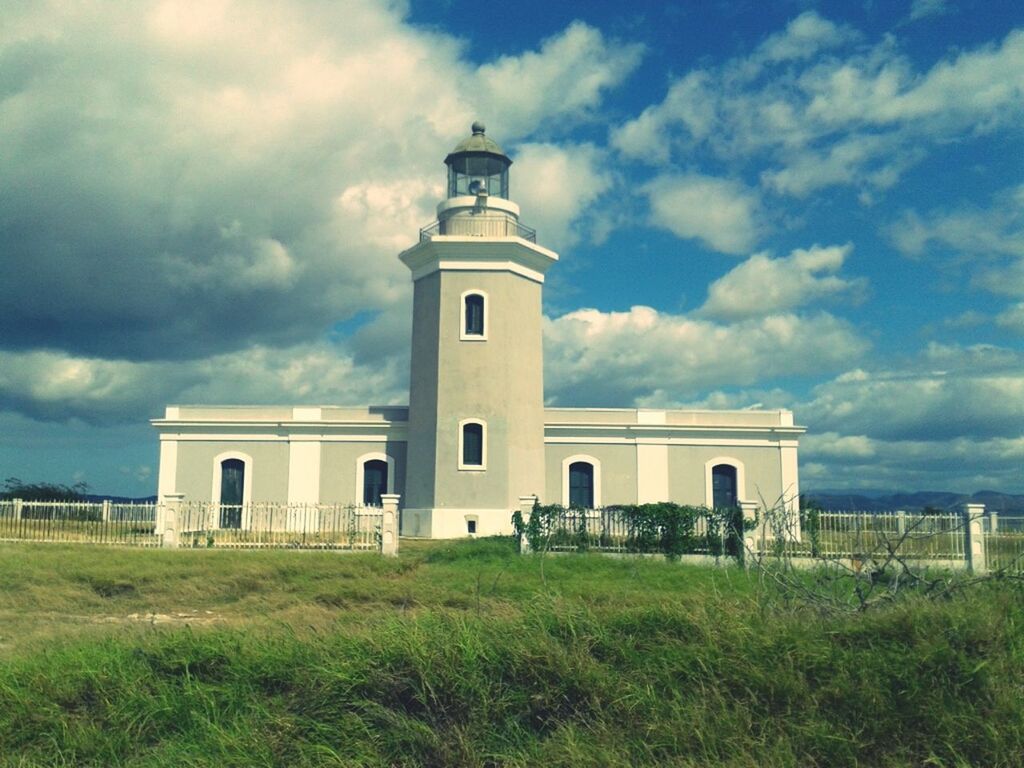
[153,124,805,538]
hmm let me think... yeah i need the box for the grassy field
[1,539,1023,766]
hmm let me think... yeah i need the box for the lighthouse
[153,125,804,541]
[399,122,559,537]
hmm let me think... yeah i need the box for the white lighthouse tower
[399,123,559,537]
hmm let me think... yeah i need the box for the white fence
[758,505,1023,574]
[172,501,385,550]
[516,499,1024,574]
[0,497,400,554]
[537,506,743,557]
[0,500,161,546]
[980,512,1024,572]
[777,509,966,561]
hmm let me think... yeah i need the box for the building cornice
[398,237,559,284]
[151,416,801,449]
[151,418,409,443]
[544,422,806,436]
[544,422,804,447]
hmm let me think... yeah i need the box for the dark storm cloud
[0,2,640,366]
[0,45,418,361]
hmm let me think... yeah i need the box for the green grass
[1,539,1023,766]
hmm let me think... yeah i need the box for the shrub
[513,500,749,559]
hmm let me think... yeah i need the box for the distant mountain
[805,490,1024,514]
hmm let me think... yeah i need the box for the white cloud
[801,431,877,459]
[0,342,407,424]
[881,30,1024,124]
[1,291,876,433]
[889,188,1024,260]
[910,0,953,21]
[544,305,868,406]
[794,342,1024,492]
[800,350,1024,442]
[752,11,857,67]
[633,387,796,411]
[996,303,1024,334]
[643,173,764,254]
[472,21,644,141]
[888,185,1024,300]
[511,143,614,252]
[700,243,865,319]
[761,133,925,197]
[801,433,1024,494]
[976,262,1024,300]
[943,311,989,330]
[611,12,856,164]
[922,340,1021,369]
[796,28,1024,130]
[611,72,715,164]
[612,18,1024,197]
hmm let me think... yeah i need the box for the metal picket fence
[0,500,161,547]
[761,507,1024,574]
[534,506,741,557]
[518,501,1024,573]
[0,498,398,553]
[984,514,1024,572]
[174,501,383,550]
[783,510,966,561]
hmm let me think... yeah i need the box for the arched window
[362,459,388,506]
[562,455,601,508]
[703,457,745,510]
[219,459,244,529]
[459,419,486,469]
[461,291,488,340]
[212,451,252,529]
[355,452,395,506]
[711,464,738,510]
[568,462,594,509]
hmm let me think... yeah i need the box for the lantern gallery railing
[420,217,537,242]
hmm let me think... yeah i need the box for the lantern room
[444,121,511,200]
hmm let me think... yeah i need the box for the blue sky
[1,0,1023,496]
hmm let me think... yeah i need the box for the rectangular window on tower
[461,291,487,340]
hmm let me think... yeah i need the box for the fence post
[963,503,986,574]
[989,511,999,534]
[101,499,111,522]
[739,500,760,565]
[897,510,906,536]
[162,493,184,549]
[380,494,400,556]
[518,496,536,554]
[13,498,23,521]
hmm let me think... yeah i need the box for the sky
[1,0,1023,497]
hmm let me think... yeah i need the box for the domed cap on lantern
[444,122,511,200]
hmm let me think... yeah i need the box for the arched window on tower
[460,420,486,469]
[219,458,244,529]
[568,462,595,509]
[362,459,388,507]
[464,293,485,337]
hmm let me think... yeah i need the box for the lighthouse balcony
[420,214,536,243]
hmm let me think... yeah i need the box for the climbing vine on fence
[512,501,754,559]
